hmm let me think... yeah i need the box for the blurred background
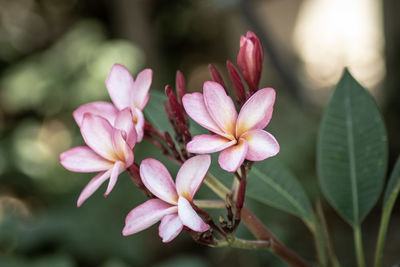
[0,0,399,266]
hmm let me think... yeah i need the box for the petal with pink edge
[132,108,145,142]
[104,161,125,196]
[123,199,177,236]
[241,129,280,161]
[77,169,112,207]
[218,138,248,172]
[176,155,211,200]
[140,159,178,205]
[81,114,117,162]
[236,88,276,137]
[203,81,237,136]
[114,108,137,148]
[60,146,113,172]
[159,214,183,243]
[182,92,225,136]
[131,69,152,109]
[178,197,209,232]
[106,64,134,110]
[186,134,235,154]
[73,101,118,127]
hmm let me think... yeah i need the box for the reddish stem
[241,206,311,267]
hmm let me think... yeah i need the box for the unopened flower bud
[175,70,186,103]
[226,60,246,105]
[237,31,263,93]
[208,64,227,93]
[165,85,186,125]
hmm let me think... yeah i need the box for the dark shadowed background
[0,0,399,266]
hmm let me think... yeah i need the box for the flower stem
[354,225,366,267]
[374,183,399,267]
[215,237,271,250]
[204,173,310,267]
[193,200,226,209]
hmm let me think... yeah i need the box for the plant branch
[204,173,310,267]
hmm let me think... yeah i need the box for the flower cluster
[60,31,279,243]
[60,65,152,206]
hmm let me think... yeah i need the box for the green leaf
[143,90,173,133]
[317,69,388,226]
[246,157,314,226]
[383,156,400,206]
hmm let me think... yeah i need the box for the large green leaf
[317,69,388,226]
[246,158,314,226]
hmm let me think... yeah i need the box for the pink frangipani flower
[123,155,211,242]
[60,109,136,206]
[182,81,280,172]
[73,64,152,142]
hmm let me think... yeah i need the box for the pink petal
[236,88,276,137]
[104,161,125,196]
[77,169,112,207]
[176,155,211,201]
[111,128,134,167]
[186,134,236,154]
[114,108,137,148]
[203,81,237,136]
[132,108,145,142]
[131,69,152,110]
[159,214,183,243]
[177,197,209,232]
[218,138,248,172]
[81,114,118,162]
[140,159,178,205]
[122,199,177,236]
[241,129,280,161]
[182,92,225,136]
[237,39,257,90]
[60,146,113,172]
[73,102,118,127]
[106,64,134,110]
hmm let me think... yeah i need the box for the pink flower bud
[237,31,263,93]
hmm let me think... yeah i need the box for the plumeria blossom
[123,155,211,242]
[60,109,136,206]
[182,81,280,172]
[73,64,152,142]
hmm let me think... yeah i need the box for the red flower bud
[175,70,186,104]
[237,31,263,93]
[208,64,227,93]
[226,60,246,105]
[165,85,186,125]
